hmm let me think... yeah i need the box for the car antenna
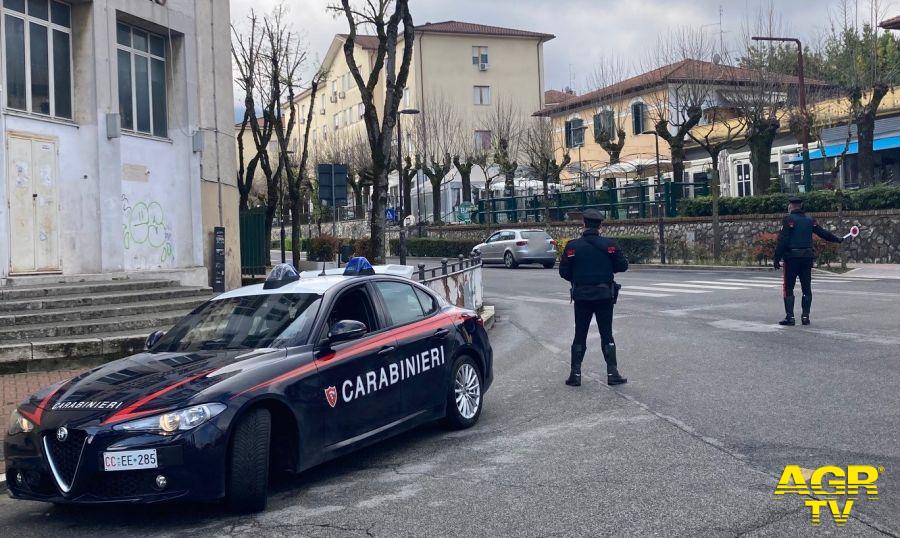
[319,258,327,277]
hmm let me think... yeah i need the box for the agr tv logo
[774,465,882,526]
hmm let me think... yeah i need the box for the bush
[557,235,656,264]
[308,235,339,261]
[678,185,900,217]
[751,232,841,267]
[389,238,481,258]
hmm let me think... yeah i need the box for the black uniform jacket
[774,209,842,261]
[559,229,629,301]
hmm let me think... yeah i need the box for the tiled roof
[880,15,900,29]
[544,89,576,106]
[337,34,382,50]
[416,20,554,40]
[537,59,810,117]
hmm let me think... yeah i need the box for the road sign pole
[331,163,336,238]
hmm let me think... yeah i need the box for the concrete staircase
[0,279,213,364]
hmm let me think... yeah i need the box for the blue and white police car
[5,258,493,512]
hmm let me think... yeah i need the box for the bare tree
[644,27,716,183]
[451,114,489,205]
[522,117,571,221]
[481,97,524,196]
[329,0,415,263]
[412,96,460,224]
[825,0,899,186]
[585,55,632,174]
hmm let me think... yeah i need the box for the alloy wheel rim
[454,363,481,419]
[505,253,513,267]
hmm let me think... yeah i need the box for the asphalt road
[1,264,898,536]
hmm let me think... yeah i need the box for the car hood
[23,348,286,427]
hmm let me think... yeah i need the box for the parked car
[5,260,493,513]
[472,229,558,269]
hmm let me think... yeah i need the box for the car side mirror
[145,330,165,350]
[329,320,367,343]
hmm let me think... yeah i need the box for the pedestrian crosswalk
[617,273,878,298]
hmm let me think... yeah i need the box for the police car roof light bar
[343,257,376,276]
[263,263,300,289]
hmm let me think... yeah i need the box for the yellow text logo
[774,465,881,526]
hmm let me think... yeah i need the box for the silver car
[472,229,558,269]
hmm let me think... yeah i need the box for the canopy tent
[786,135,900,163]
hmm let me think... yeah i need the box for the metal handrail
[416,254,482,283]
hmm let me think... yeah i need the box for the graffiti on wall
[122,195,175,264]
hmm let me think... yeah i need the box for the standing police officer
[559,208,629,387]
[773,196,843,326]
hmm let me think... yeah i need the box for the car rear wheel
[226,407,271,513]
[504,251,518,269]
[442,356,483,429]
[542,261,555,269]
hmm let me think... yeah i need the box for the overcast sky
[229,0,896,101]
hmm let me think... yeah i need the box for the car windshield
[521,231,551,240]
[152,293,322,352]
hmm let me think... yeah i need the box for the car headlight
[113,403,226,435]
[8,409,34,436]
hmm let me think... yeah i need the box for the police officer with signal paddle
[773,196,843,326]
[559,208,629,387]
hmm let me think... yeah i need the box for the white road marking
[709,319,784,333]
[655,282,750,290]
[506,295,570,305]
[619,290,672,298]
[698,280,779,288]
[625,285,711,294]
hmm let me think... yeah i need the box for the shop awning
[786,135,900,163]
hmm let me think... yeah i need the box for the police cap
[788,196,803,204]
[582,208,605,223]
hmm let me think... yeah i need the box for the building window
[3,0,72,118]
[472,46,488,66]
[631,102,646,135]
[565,118,585,148]
[736,162,751,197]
[117,22,167,137]
[473,85,491,106]
[403,87,410,107]
[593,110,615,143]
[474,130,491,150]
[357,102,364,119]
[333,113,340,129]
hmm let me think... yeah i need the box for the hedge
[389,238,481,258]
[751,232,841,267]
[677,185,900,217]
[557,235,656,264]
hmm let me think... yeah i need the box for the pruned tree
[824,0,900,186]
[412,96,459,224]
[522,117,571,221]
[586,55,632,175]
[481,97,524,196]
[644,27,716,184]
[400,155,418,219]
[329,0,415,263]
[452,114,489,205]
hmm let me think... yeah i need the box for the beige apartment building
[289,21,553,222]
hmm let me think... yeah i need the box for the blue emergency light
[263,263,300,289]
[343,257,375,276]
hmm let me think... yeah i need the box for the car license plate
[103,449,158,471]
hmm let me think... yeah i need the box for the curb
[479,305,496,331]
[630,264,772,272]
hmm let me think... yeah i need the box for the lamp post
[280,149,296,265]
[397,108,419,265]
[641,130,666,264]
[752,36,811,192]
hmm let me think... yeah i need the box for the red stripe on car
[101,370,213,425]
[18,382,65,426]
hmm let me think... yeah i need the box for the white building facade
[0,0,238,287]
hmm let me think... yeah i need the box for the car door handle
[432,328,450,338]
[377,346,396,356]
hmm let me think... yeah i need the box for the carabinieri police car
[5,258,493,512]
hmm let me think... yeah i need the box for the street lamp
[752,35,812,192]
[641,130,667,264]
[397,108,419,265]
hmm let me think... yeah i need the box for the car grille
[44,429,88,492]
[88,469,166,499]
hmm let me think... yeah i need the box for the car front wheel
[443,356,483,429]
[542,261,555,269]
[504,251,518,269]
[226,407,271,513]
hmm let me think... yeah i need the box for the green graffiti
[122,195,175,264]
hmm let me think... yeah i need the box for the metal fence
[472,181,710,224]
[239,208,268,277]
[415,255,484,311]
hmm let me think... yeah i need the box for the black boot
[603,343,627,386]
[565,345,585,386]
[779,296,796,326]
[801,295,811,325]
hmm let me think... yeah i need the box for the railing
[415,254,482,282]
[415,254,484,311]
[472,181,710,224]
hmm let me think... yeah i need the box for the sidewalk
[0,368,81,476]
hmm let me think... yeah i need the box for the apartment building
[0,0,238,288]
[289,20,553,222]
